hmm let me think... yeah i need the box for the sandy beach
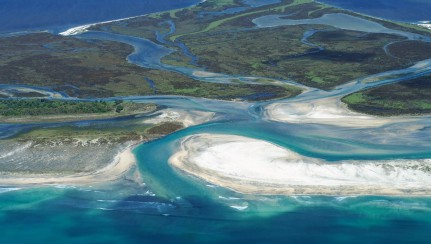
[0,145,137,186]
[265,97,413,128]
[169,134,431,195]
[59,15,144,36]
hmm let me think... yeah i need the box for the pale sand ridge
[169,134,431,195]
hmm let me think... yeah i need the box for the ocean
[318,0,431,23]
[0,0,199,34]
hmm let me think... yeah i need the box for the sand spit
[169,134,431,196]
[0,145,137,186]
[265,97,413,128]
[59,15,143,36]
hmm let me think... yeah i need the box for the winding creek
[2,1,431,241]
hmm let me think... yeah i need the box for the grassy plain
[0,100,157,123]
[13,121,183,144]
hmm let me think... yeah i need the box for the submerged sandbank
[169,134,431,195]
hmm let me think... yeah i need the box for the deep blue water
[318,0,431,22]
[0,0,200,34]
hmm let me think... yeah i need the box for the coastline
[24,0,431,39]
[0,143,138,186]
[59,15,146,36]
[59,0,207,36]
[2,0,431,194]
[0,107,215,186]
[169,134,431,196]
[315,0,431,31]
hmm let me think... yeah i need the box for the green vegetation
[386,41,431,61]
[180,26,426,89]
[0,33,299,101]
[3,0,431,104]
[95,0,431,90]
[149,0,242,19]
[13,122,184,145]
[0,99,157,123]
[0,99,113,116]
[147,122,184,134]
[169,0,310,41]
[342,75,431,116]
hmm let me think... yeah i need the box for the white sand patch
[418,21,431,30]
[59,15,143,36]
[265,97,412,127]
[192,71,221,78]
[145,109,214,127]
[169,134,431,195]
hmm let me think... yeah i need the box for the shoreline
[56,0,431,37]
[59,0,207,36]
[314,0,431,31]
[59,15,146,36]
[169,134,431,196]
[0,143,138,186]
[0,107,215,186]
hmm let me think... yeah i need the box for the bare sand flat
[0,146,137,185]
[144,108,215,127]
[265,97,413,128]
[169,134,431,195]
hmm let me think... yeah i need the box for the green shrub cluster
[0,99,114,116]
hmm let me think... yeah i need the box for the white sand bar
[265,97,412,128]
[144,109,214,127]
[169,134,431,195]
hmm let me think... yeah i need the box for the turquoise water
[2,97,431,242]
[2,0,431,243]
